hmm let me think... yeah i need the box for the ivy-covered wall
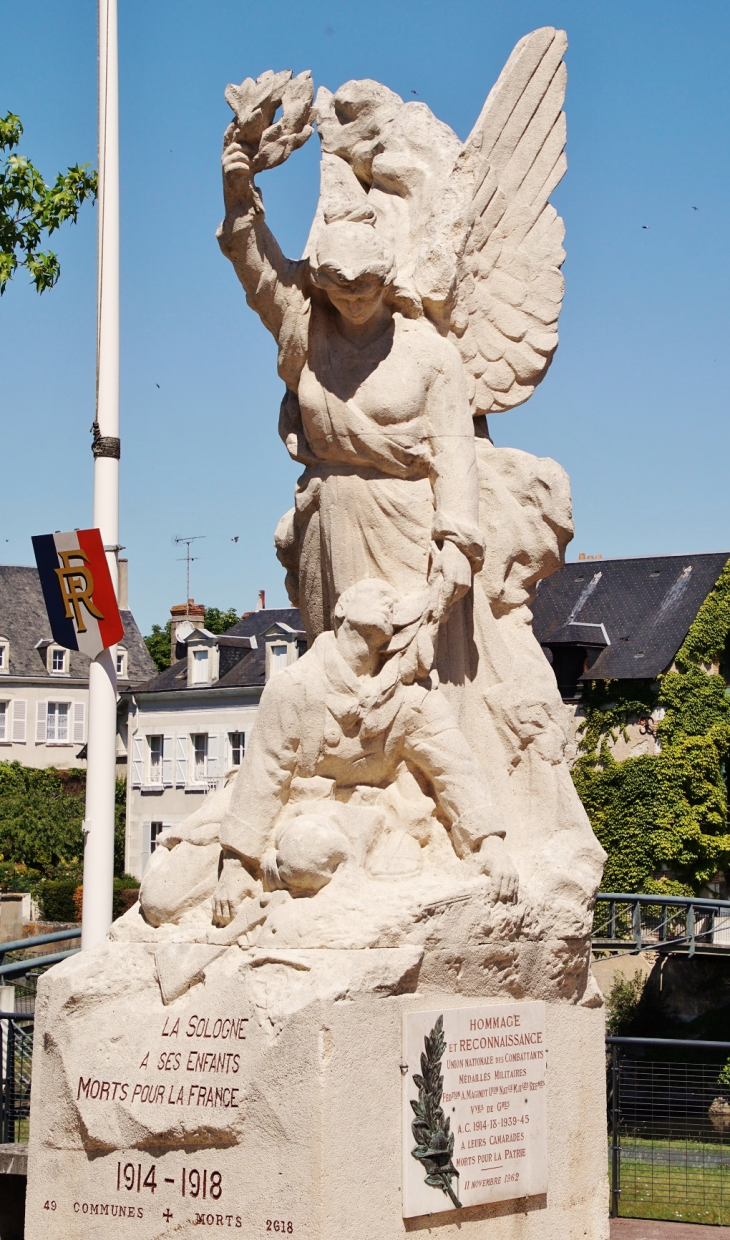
[572,559,730,895]
[0,762,127,884]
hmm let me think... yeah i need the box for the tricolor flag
[32,529,124,660]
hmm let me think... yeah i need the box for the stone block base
[24,943,608,1239]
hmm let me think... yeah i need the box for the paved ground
[612,1219,730,1239]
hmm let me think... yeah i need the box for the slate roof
[133,607,304,694]
[533,553,730,680]
[0,565,155,683]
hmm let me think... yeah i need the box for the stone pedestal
[25,942,608,1240]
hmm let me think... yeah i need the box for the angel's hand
[212,851,257,925]
[478,836,519,904]
[431,540,472,613]
[222,142,254,211]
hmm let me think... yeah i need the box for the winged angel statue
[217,28,567,660]
[154,25,605,953]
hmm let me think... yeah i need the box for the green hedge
[38,880,78,923]
[38,875,139,924]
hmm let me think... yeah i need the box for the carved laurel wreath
[410,1015,462,1209]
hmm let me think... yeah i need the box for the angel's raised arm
[216,70,314,386]
[216,142,307,346]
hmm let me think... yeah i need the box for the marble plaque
[401,1001,547,1218]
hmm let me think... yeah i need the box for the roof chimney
[256,590,265,611]
[169,598,206,663]
[117,558,128,609]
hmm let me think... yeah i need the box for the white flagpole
[81,0,120,949]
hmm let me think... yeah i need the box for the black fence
[0,1014,33,1143]
[0,928,80,1145]
[608,1036,730,1226]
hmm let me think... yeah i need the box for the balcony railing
[594,893,730,957]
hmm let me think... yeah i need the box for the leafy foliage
[0,763,126,880]
[204,607,240,635]
[573,558,730,895]
[144,622,171,673]
[411,1016,461,1209]
[0,113,97,294]
[605,970,647,1036]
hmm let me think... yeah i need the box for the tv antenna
[174,535,205,603]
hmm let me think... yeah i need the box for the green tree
[144,622,171,673]
[0,112,97,294]
[204,607,240,634]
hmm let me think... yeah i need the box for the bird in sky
[231,536,239,543]
[642,225,649,229]
[692,206,699,211]
[411,89,419,95]
[156,383,160,388]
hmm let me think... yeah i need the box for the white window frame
[45,701,71,744]
[191,733,208,784]
[229,731,245,768]
[148,735,164,786]
[48,646,68,676]
[141,821,172,874]
[0,640,8,675]
[116,648,128,678]
[192,649,209,684]
[270,643,288,675]
[0,701,8,743]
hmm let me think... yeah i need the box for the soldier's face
[342,580,396,647]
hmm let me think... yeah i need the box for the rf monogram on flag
[32,529,124,660]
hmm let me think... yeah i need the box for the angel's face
[321,270,388,326]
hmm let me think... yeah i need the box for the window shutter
[131,734,144,788]
[12,700,27,743]
[207,732,219,778]
[175,735,187,787]
[162,735,173,786]
[140,822,151,875]
[35,701,47,743]
[73,701,86,744]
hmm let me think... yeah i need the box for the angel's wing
[450,27,568,415]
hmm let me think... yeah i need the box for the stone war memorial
[25,27,609,1240]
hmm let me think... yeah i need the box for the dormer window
[193,649,209,683]
[185,628,219,687]
[263,623,306,680]
[49,646,68,675]
[0,639,8,674]
[116,648,128,678]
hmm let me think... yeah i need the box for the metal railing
[0,927,80,980]
[608,1036,730,1226]
[0,1014,33,1143]
[594,893,730,957]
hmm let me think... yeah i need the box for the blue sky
[2,0,729,634]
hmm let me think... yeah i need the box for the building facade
[533,551,730,760]
[0,561,154,770]
[124,606,304,878]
